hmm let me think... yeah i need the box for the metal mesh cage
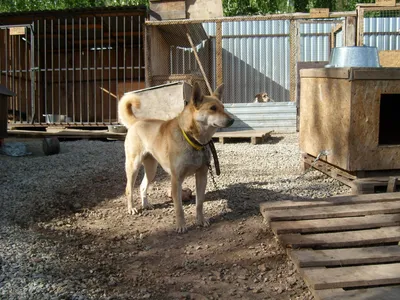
[361,8,400,50]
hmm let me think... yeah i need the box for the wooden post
[387,177,398,193]
[356,6,364,46]
[345,16,356,47]
[289,19,299,102]
[216,21,223,87]
[185,25,213,95]
[144,25,151,87]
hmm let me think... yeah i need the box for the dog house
[300,67,400,172]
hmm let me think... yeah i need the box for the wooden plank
[149,0,186,20]
[7,129,126,140]
[271,213,400,234]
[310,8,330,18]
[344,16,356,47]
[387,177,398,193]
[260,192,400,212]
[263,200,400,221]
[351,68,400,81]
[289,245,400,267]
[376,0,396,7]
[215,22,223,87]
[303,153,356,181]
[280,226,400,248]
[303,262,400,289]
[185,27,213,95]
[300,68,350,79]
[213,130,272,138]
[314,286,400,300]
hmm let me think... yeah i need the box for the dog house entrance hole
[379,94,400,145]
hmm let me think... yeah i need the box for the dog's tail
[118,93,141,128]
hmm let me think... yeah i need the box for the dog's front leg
[171,175,186,233]
[195,165,210,227]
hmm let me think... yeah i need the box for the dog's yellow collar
[181,128,204,151]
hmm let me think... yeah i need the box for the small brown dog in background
[254,92,271,103]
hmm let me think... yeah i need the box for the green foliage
[223,0,293,16]
[0,0,388,15]
[0,0,149,13]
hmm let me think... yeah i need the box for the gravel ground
[0,133,350,300]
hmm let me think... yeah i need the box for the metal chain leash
[207,162,219,191]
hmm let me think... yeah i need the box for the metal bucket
[43,114,72,123]
[325,46,381,68]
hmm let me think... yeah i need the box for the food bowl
[325,46,381,68]
[43,114,72,123]
[107,125,127,133]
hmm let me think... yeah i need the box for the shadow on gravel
[204,181,311,222]
[264,135,285,145]
[3,158,170,227]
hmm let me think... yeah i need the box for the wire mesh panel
[358,5,400,48]
[363,13,400,49]
[299,20,344,62]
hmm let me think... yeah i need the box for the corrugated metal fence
[202,19,343,104]
[363,17,400,50]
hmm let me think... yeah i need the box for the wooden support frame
[215,21,223,87]
[185,25,213,94]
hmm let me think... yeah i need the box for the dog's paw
[175,226,187,234]
[175,221,187,233]
[128,207,139,215]
[196,216,210,227]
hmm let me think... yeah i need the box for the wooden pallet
[303,153,400,194]
[213,130,272,145]
[260,192,400,300]
[8,129,272,145]
[7,129,125,140]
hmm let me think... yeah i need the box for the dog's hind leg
[171,175,186,233]
[195,165,210,227]
[140,155,158,210]
[125,156,141,215]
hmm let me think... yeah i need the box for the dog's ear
[191,82,203,107]
[213,84,224,101]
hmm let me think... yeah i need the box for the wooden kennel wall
[0,6,147,126]
[300,67,400,172]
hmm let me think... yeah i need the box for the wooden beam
[387,177,398,193]
[185,25,213,95]
[280,226,400,248]
[290,245,400,268]
[303,262,400,289]
[216,21,223,87]
[271,213,400,234]
[263,200,400,222]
